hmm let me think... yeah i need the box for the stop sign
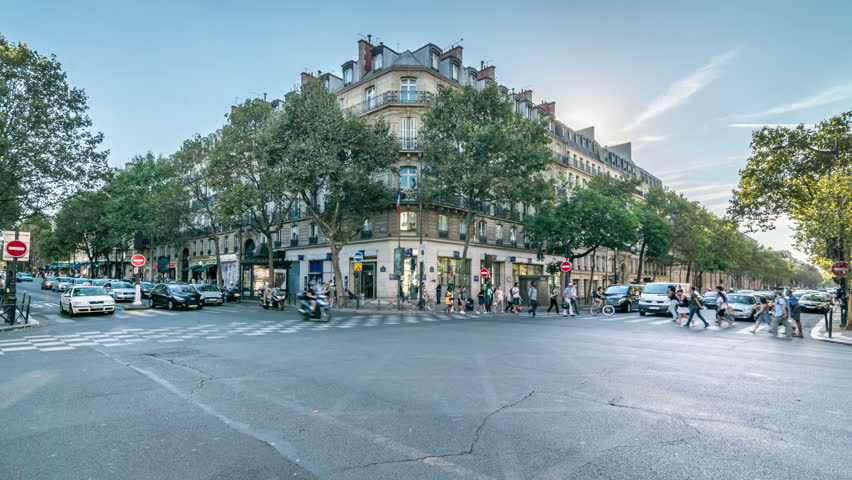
[832,261,849,277]
[131,254,146,267]
[560,261,572,272]
[480,268,489,278]
[5,240,27,258]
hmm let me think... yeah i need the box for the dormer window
[372,52,383,71]
[431,52,439,70]
[323,78,330,90]
[451,63,459,81]
[344,68,353,85]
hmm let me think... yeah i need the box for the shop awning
[181,265,202,272]
[196,264,216,272]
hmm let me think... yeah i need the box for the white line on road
[649,320,673,325]
[625,318,654,323]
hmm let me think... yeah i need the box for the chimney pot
[367,34,372,43]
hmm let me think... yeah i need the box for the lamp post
[773,139,850,329]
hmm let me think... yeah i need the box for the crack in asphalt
[143,353,215,395]
[336,390,535,473]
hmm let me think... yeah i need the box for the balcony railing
[460,232,467,241]
[308,236,319,245]
[345,90,436,116]
[438,230,449,239]
[361,230,373,239]
[274,240,282,248]
[287,209,301,220]
[496,239,503,246]
[400,137,419,150]
[290,239,299,247]
[478,235,487,243]
[511,240,518,248]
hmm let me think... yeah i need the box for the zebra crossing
[571,312,797,337]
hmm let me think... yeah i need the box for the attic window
[431,52,439,70]
[451,63,459,81]
[344,68,353,85]
[372,52,383,71]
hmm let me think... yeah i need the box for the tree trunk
[635,242,646,283]
[212,231,223,288]
[685,262,692,286]
[460,209,475,289]
[266,231,274,288]
[585,248,598,300]
[329,238,343,306]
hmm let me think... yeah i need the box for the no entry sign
[131,254,146,267]
[832,261,849,277]
[480,268,489,278]
[5,240,27,258]
[560,261,572,272]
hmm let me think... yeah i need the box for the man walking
[770,290,792,338]
[786,289,803,338]
[684,286,709,328]
[528,282,538,318]
[563,282,578,316]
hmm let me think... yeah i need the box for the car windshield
[45,276,57,281]
[704,291,718,298]
[59,277,73,282]
[643,284,675,294]
[196,285,219,292]
[728,295,754,304]
[605,286,629,295]
[142,282,154,288]
[802,294,821,301]
[72,287,107,297]
[169,285,196,294]
[111,282,132,288]
[91,279,109,286]
[74,279,92,284]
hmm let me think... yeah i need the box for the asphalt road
[1,281,850,479]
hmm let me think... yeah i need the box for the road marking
[649,320,673,325]
[625,318,654,323]
[2,346,37,351]
[41,346,75,351]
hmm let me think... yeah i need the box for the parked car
[726,294,759,320]
[59,286,116,316]
[149,283,203,310]
[193,284,224,306]
[90,278,112,287]
[702,291,719,309]
[71,278,93,286]
[41,276,58,290]
[799,293,830,313]
[53,277,74,292]
[604,284,643,312]
[16,273,33,282]
[141,281,155,299]
[105,281,137,301]
[638,282,691,316]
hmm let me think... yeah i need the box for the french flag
[396,189,402,214]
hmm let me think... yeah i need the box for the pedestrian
[786,289,803,338]
[528,282,538,317]
[715,286,735,326]
[511,282,521,314]
[436,284,443,307]
[457,286,467,314]
[667,287,678,322]
[328,282,336,308]
[547,287,560,314]
[770,290,792,337]
[684,286,709,328]
[494,286,504,313]
[750,296,771,333]
[563,282,578,316]
[675,289,689,325]
[477,288,486,314]
[485,284,493,313]
[445,287,453,313]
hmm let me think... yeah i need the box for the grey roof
[391,50,424,68]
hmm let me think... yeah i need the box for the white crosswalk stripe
[625,318,654,323]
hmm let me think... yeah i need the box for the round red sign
[5,240,27,258]
[560,261,572,272]
[131,254,146,267]
[831,261,849,277]
[480,268,489,278]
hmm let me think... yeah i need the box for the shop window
[400,212,417,231]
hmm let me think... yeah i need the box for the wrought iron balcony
[511,240,518,248]
[345,90,436,116]
[478,235,487,243]
[290,239,299,247]
[274,240,282,248]
[459,232,467,241]
[438,230,449,239]
[400,137,419,150]
[308,236,319,245]
[496,239,503,246]
[286,209,301,220]
[361,230,373,239]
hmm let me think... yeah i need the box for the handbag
[726,305,735,316]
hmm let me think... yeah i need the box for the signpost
[354,262,363,272]
[5,240,27,258]
[831,261,849,277]
[353,251,364,263]
[130,254,146,307]
[3,229,30,324]
[480,268,489,278]
[560,261,572,272]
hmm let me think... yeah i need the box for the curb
[0,316,41,333]
[810,318,852,346]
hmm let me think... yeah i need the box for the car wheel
[59,303,65,314]
[197,305,203,310]
[149,298,155,308]
[639,311,646,316]
[68,306,76,317]
[168,300,174,310]
[107,310,115,315]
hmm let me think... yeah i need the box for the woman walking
[667,287,678,322]
[715,286,735,326]
[494,286,504,313]
[749,296,771,333]
[511,282,521,314]
[445,287,453,313]
[675,289,689,325]
[547,287,560,315]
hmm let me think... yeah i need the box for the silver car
[193,284,224,305]
[53,277,74,292]
[726,294,759,320]
[799,293,829,313]
[105,281,137,301]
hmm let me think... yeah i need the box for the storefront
[436,256,471,292]
[220,254,238,286]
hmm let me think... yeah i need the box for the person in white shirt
[563,283,578,316]
[770,290,792,337]
[714,286,735,326]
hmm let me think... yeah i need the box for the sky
[4,0,851,260]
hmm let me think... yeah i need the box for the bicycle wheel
[602,305,616,316]
[589,305,600,316]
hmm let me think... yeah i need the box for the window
[291,226,299,240]
[400,212,417,231]
[372,52,383,71]
[400,79,416,103]
[339,97,346,109]
[438,215,448,232]
[310,223,318,237]
[459,220,468,239]
[470,72,477,85]
[363,219,373,232]
[366,87,376,109]
[451,63,459,81]
[324,78,330,90]
[399,117,417,149]
[510,227,517,242]
[478,221,487,241]
[224,236,229,252]
[496,224,503,239]
[431,52,439,70]
[343,67,353,85]
[400,166,417,189]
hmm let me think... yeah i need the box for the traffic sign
[480,268,489,278]
[751,281,757,286]
[354,262,363,272]
[832,261,849,277]
[131,254,146,267]
[560,261,572,272]
[5,240,27,258]
[353,251,364,262]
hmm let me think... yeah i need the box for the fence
[1,292,32,325]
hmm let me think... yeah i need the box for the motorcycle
[259,289,287,310]
[296,292,331,321]
[225,287,241,303]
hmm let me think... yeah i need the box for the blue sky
[4,0,851,259]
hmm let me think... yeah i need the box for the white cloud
[678,183,735,195]
[625,48,741,130]
[689,191,733,203]
[636,135,668,142]
[728,123,814,128]
[733,84,852,119]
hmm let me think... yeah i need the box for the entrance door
[353,262,376,298]
[286,262,301,297]
[519,275,550,305]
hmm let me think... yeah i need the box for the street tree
[421,84,553,283]
[265,80,400,303]
[209,99,290,282]
[0,34,107,228]
[730,111,851,327]
[633,205,672,283]
[54,191,112,276]
[792,264,828,289]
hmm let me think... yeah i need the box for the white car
[193,284,224,305]
[725,294,759,320]
[105,281,137,301]
[53,277,74,292]
[60,286,116,316]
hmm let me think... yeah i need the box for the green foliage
[54,191,111,270]
[0,34,108,227]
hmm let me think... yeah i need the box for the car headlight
[72,301,88,306]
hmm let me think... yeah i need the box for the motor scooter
[296,292,331,321]
[260,288,287,310]
[225,287,241,303]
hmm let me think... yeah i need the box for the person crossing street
[684,286,709,328]
[528,282,538,318]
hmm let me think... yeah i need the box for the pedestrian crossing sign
[354,262,363,271]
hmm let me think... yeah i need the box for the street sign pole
[4,227,19,324]
[130,254,147,307]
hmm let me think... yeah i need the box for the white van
[638,282,691,316]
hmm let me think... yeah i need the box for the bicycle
[589,302,616,316]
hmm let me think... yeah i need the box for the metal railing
[290,239,299,247]
[345,90,436,115]
[400,137,419,150]
[308,236,319,245]
[1,292,31,325]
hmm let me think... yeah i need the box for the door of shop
[519,275,550,306]
[286,262,300,298]
[354,262,376,298]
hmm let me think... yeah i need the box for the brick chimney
[477,65,496,81]
[537,101,556,116]
[441,46,463,62]
[357,37,374,79]
[518,90,533,102]
[300,72,316,86]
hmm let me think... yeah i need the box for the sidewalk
[0,317,41,333]
[809,310,852,346]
